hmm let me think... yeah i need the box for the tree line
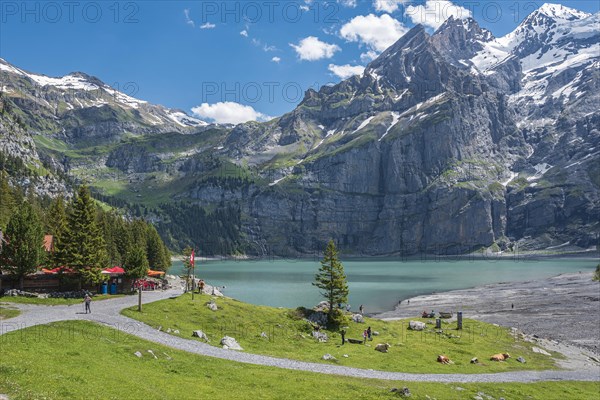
[0,173,171,289]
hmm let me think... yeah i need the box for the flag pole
[191,248,195,300]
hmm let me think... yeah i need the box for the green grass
[0,305,19,320]
[0,321,597,400]
[122,293,559,374]
[0,294,124,306]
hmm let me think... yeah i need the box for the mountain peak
[536,3,591,20]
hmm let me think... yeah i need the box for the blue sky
[1,0,598,123]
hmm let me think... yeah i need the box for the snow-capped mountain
[0,3,597,256]
[0,58,207,131]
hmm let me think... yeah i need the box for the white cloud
[373,0,406,13]
[328,64,365,80]
[338,0,357,7]
[340,14,408,52]
[184,9,194,27]
[191,102,271,125]
[405,0,472,30]
[272,57,281,63]
[290,36,341,61]
[240,30,248,37]
[360,50,378,63]
[200,22,216,29]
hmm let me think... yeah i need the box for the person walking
[84,294,92,314]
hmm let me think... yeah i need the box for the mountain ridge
[0,3,598,255]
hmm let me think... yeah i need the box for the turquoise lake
[170,256,598,313]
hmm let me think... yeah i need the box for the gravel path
[1,287,599,383]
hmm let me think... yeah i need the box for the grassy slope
[0,321,597,400]
[122,294,559,374]
[0,305,19,320]
[0,294,124,306]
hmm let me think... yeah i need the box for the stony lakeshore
[375,272,600,356]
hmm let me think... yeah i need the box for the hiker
[362,329,368,344]
[367,326,372,340]
[340,329,346,345]
[408,300,410,305]
[359,304,364,315]
[84,294,92,314]
[511,303,514,310]
[199,279,205,294]
[346,304,351,312]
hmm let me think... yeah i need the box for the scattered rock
[207,301,218,311]
[147,350,158,359]
[162,352,172,360]
[307,311,328,326]
[517,356,526,363]
[343,354,349,358]
[372,331,380,336]
[314,301,331,312]
[260,332,268,339]
[352,314,364,323]
[312,331,329,343]
[322,353,336,361]
[375,343,391,353]
[173,330,180,334]
[157,326,162,331]
[134,351,143,358]
[220,336,243,351]
[192,330,210,342]
[409,321,426,331]
[455,387,465,391]
[166,328,172,333]
[532,347,551,356]
[390,387,411,397]
[470,357,478,364]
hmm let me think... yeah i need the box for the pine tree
[181,246,194,291]
[0,201,44,289]
[313,240,349,327]
[63,186,108,285]
[0,170,15,230]
[46,196,68,269]
[146,224,171,271]
[124,246,149,280]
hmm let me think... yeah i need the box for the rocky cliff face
[0,3,598,255]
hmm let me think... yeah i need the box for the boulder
[207,301,218,311]
[375,343,391,353]
[390,387,411,397]
[372,331,380,336]
[409,321,426,331]
[220,336,243,351]
[134,351,143,358]
[314,301,331,312]
[307,311,328,326]
[192,330,210,342]
[352,314,364,323]
[517,356,526,363]
[312,331,328,343]
[470,357,478,364]
[322,353,336,361]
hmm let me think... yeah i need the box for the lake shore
[374,272,600,355]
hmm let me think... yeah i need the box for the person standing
[362,329,367,344]
[359,304,364,315]
[346,304,351,312]
[340,329,346,345]
[84,294,92,314]
[367,326,372,340]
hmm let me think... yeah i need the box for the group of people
[339,303,366,315]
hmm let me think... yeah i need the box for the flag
[190,249,195,267]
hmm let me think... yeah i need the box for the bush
[594,265,599,281]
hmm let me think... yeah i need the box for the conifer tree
[63,186,107,285]
[146,224,171,271]
[124,246,149,280]
[0,201,44,289]
[46,196,68,269]
[313,240,349,326]
[0,170,15,230]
